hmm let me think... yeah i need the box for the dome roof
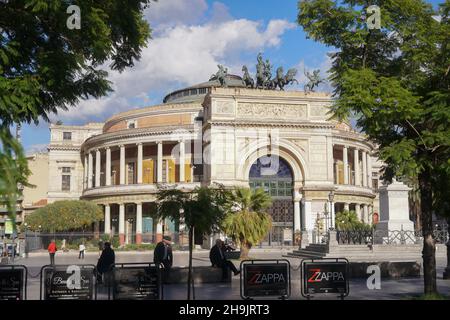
[163,74,245,104]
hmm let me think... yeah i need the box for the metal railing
[334,228,449,245]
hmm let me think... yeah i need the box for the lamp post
[179,208,185,248]
[328,191,335,230]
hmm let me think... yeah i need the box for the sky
[20,0,445,154]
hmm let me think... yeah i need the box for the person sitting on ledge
[210,239,240,281]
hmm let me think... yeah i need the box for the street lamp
[179,208,185,247]
[328,191,335,230]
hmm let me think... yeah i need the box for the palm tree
[156,185,229,300]
[222,187,272,259]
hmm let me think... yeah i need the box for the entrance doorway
[249,155,294,246]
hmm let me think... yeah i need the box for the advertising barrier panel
[108,263,162,300]
[240,259,290,300]
[301,258,349,299]
[40,264,96,300]
[0,265,27,300]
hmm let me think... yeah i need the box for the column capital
[105,146,110,151]
[156,141,162,145]
[136,142,143,146]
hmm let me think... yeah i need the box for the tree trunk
[187,226,193,300]
[419,171,437,294]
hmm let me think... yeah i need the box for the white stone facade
[45,83,380,246]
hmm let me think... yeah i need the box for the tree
[221,188,272,260]
[25,200,103,232]
[0,0,153,227]
[335,210,372,231]
[156,185,229,300]
[298,0,450,294]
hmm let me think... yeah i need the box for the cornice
[81,125,197,151]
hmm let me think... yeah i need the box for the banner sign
[0,266,27,300]
[301,259,349,298]
[110,263,161,300]
[240,260,290,299]
[41,265,96,300]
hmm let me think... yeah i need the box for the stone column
[344,203,350,211]
[106,147,111,186]
[367,153,372,189]
[137,143,143,184]
[354,148,360,186]
[304,200,313,244]
[95,149,101,187]
[363,204,369,224]
[355,204,361,221]
[156,221,163,243]
[136,202,142,244]
[88,151,93,188]
[157,142,163,183]
[119,204,125,245]
[362,150,367,187]
[294,199,301,232]
[330,201,336,229]
[84,154,88,189]
[179,140,185,182]
[120,145,125,185]
[343,146,349,184]
[334,162,339,184]
[104,204,111,235]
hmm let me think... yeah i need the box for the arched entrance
[249,155,294,246]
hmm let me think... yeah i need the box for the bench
[163,266,232,284]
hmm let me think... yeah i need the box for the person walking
[210,239,240,281]
[98,239,104,257]
[154,236,173,282]
[78,243,86,259]
[96,242,115,284]
[47,240,57,265]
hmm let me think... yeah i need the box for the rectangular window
[63,132,72,140]
[62,167,71,173]
[62,175,71,191]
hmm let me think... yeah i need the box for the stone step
[289,250,326,258]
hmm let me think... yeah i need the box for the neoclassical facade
[70,76,380,246]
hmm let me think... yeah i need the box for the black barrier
[0,265,27,300]
[240,259,290,300]
[107,262,162,300]
[40,264,97,300]
[301,258,349,300]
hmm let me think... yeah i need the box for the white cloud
[57,15,295,122]
[145,0,208,30]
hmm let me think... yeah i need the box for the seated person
[96,242,115,283]
[209,239,240,281]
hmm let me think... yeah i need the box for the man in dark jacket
[154,236,173,269]
[210,239,240,280]
[96,242,115,283]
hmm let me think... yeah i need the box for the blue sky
[20,0,445,154]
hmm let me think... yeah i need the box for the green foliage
[298,0,450,293]
[221,188,272,256]
[156,185,230,236]
[0,0,153,222]
[116,243,157,251]
[335,210,373,231]
[25,200,103,232]
[0,127,30,231]
[111,235,120,249]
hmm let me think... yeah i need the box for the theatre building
[47,75,380,246]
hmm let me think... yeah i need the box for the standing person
[96,242,115,284]
[47,240,57,265]
[210,239,240,281]
[78,242,86,259]
[98,239,104,257]
[154,236,173,282]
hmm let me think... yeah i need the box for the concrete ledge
[348,261,421,279]
[164,266,231,284]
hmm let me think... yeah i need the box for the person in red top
[48,241,57,265]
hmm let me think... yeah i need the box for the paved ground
[7,248,450,300]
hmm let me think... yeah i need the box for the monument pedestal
[375,179,415,244]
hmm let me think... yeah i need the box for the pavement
[6,248,450,300]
